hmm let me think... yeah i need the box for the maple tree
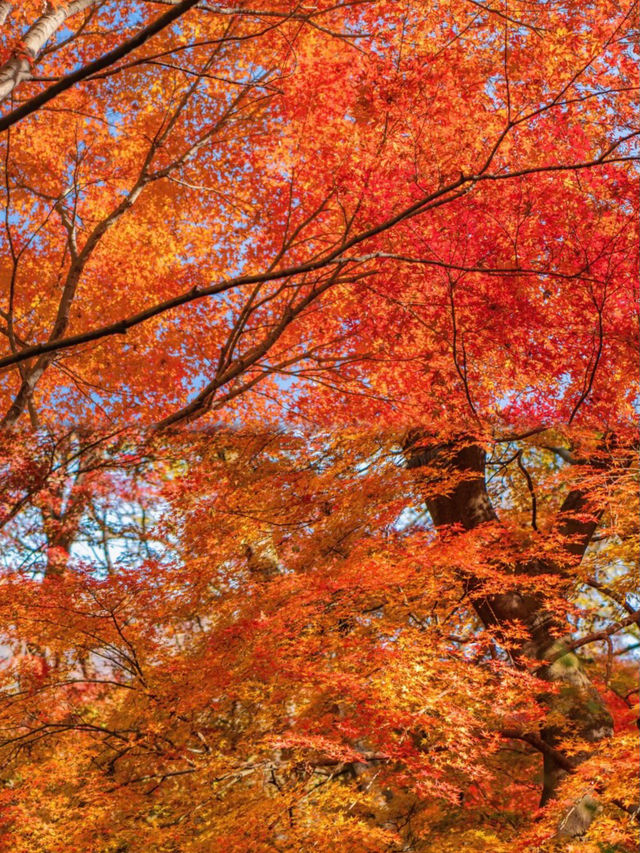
[0,0,637,850]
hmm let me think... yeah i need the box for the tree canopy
[0,1,637,851]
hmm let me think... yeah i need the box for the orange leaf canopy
[0,1,637,851]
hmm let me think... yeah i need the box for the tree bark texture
[404,433,614,836]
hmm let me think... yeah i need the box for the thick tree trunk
[404,434,613,836]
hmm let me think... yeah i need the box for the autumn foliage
[0,0,637,850]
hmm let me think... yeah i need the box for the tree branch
[0,0,203,132]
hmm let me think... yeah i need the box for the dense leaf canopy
[0,1,637,851]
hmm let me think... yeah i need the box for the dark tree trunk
[404,433,613,836]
